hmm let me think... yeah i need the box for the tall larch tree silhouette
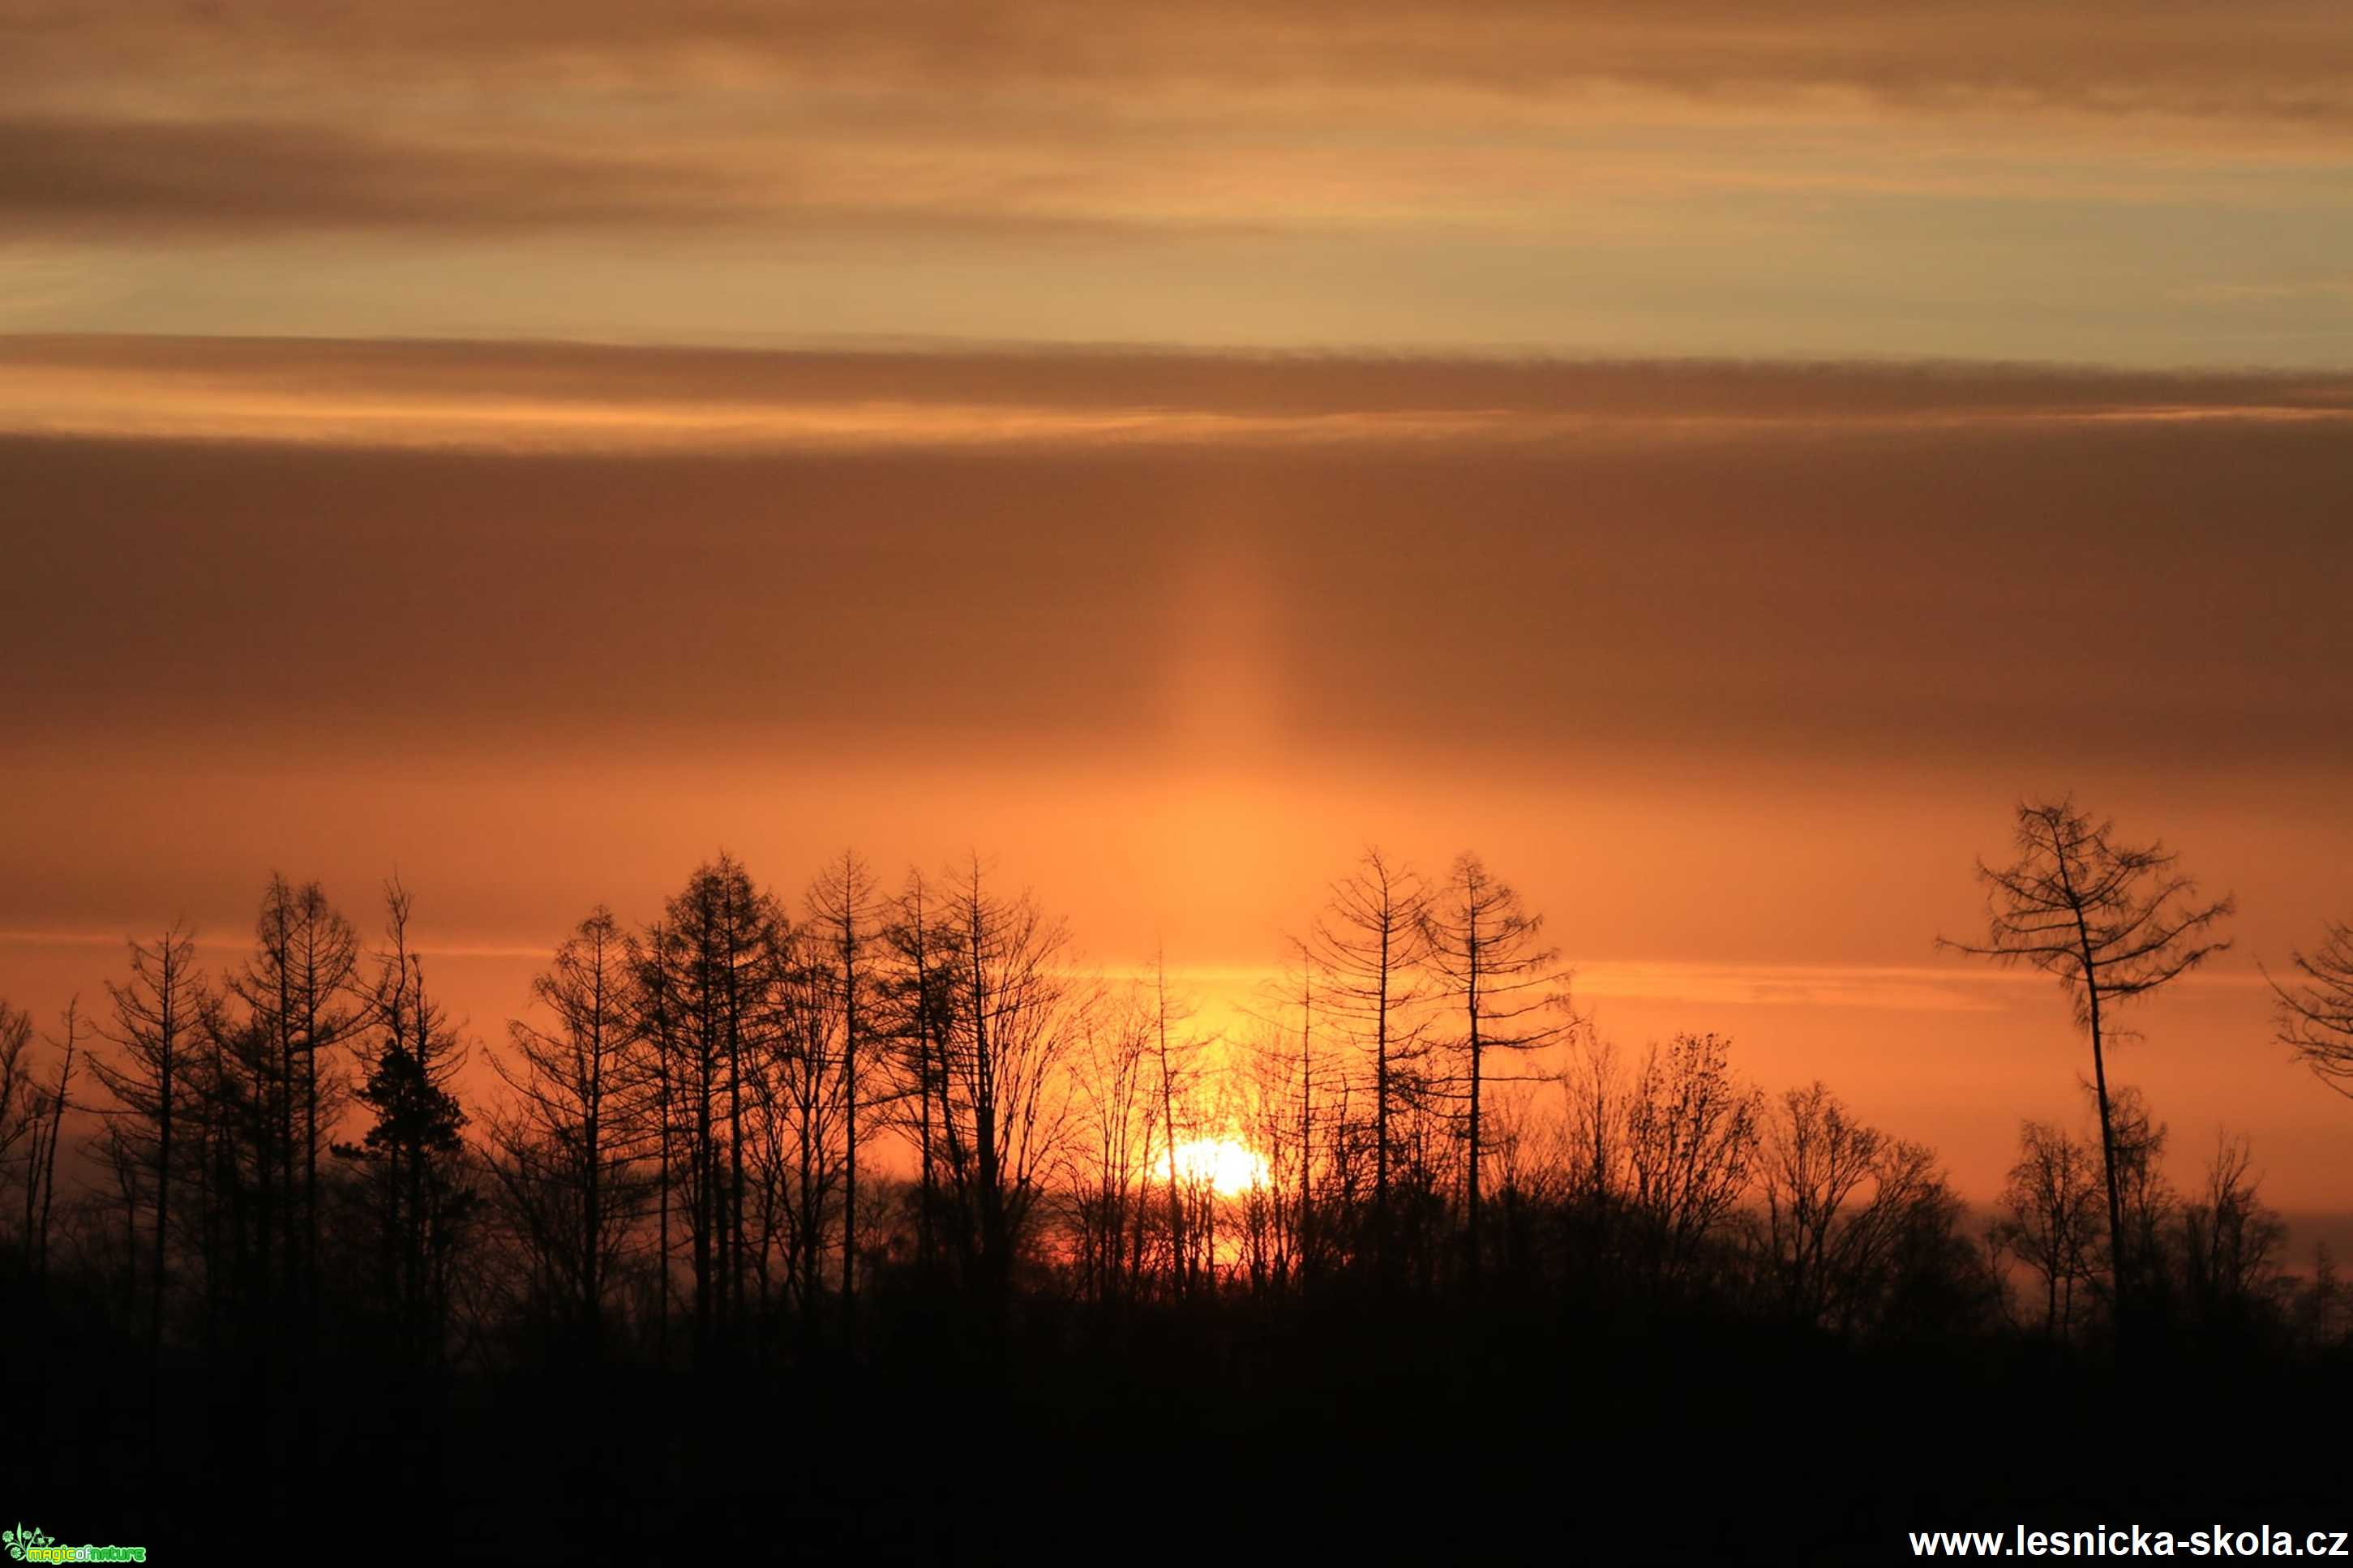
[943,855,1074,1318]
[340,879,477,1363]
[1941,798,2232,1334]
[27,999,88,1280]
[1293,945,1318,1280]
[1151,947,1207,1295]
[222,875,360,1334]
[881,868,958,1275]
[771,920,850,1351]
[636,916,683,1368]
[1312,847,1429,1278]
[807,850,880,1343]
[1421,851,1570,1282]
[639,855,786,1365]
[1259,937,1322,1283]
[486,905,646,1361]
[94,922,208,1368]
[2268,919,2353,1099]
[0,1000,36,1236]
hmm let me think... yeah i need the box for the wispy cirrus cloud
[0,1,2347,246]
[4,5,2348,362]
[1572,960,2274,1013]
[3,334,2350,451]
[1575,962,2020,1013]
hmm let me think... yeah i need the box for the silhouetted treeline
[4,822,2350,1558]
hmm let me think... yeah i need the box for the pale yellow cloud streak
[5,336,2351,452]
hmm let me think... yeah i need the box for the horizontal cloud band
[5,335,2351,451]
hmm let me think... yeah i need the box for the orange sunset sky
[2,1,2350,1215]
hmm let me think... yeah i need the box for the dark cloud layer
[3,342,2347,775]
[2,2,2346,241]
[0,117,766,235]
[7,1,2350,118]
[0,114,1252,239]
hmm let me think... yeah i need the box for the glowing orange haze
[0,345,2349,1227]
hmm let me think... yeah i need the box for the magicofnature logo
[2,1524,145,1563]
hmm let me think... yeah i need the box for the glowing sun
[1169,1137,1269,1197]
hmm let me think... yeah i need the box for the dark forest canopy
[4,820,2349,1557]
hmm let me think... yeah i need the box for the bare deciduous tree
[1758,1080,1881,1323]
[2101,1085,2175,1318]
[1624,1031,1760,1287]
[1562,1031,1623,1209]
[2175,1132,2285,1330]
[1756,1082,1948,1333]
[1235,940,1328,1290]
[1147,949,1212,1293]
[1992,1120,2104,1340]
[1067,983,1156,1305]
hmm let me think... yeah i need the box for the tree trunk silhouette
[32,1000,87,1279]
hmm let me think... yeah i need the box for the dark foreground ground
[10,1289,2347,1564]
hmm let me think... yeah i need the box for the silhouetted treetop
[1942,798,2235,1025]
[2269,919,2353,1099]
